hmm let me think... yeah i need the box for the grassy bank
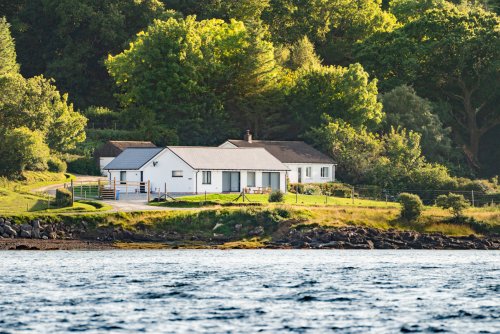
[3,205,499,239]
[0,172,112,214]
[151,193,399,208]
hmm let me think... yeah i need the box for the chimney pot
[244,130,252,143]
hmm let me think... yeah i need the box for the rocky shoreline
[0,217,498,250]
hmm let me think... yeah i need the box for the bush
[289,182,352,197]
[398,193,424,221]
[436,193,470,218]
[55,188,73,207]
[268,190,285,203]
[48,156,67,173]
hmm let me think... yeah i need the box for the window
[120,171,126,184]
[321,167,329,178]
[247,172,256,187]
[172,170,183,177]
[202,171,211,184]
[305,167,312,178]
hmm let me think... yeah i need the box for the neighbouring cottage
[103,146,290,194]
[93,140,157,175]
[220,131,336,184]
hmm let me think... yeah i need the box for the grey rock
[234,224,243,232]
[249,226,265,236]
[42,235,48,240]
[20,230,31,238]
[20,223,31,231]
[31,220,41,229]
[2,233,8,238]
[0,226,4,234]
[3,225,16,237]
[0,217,4,224]
[49,232,57,240]
[32,228,41,239]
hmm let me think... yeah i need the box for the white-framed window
[306,167,312,177]
[172,170,183,178]
[120,171,126,184]
[321,167,329,178]
[202,171,211,184]
[247,172,256,187]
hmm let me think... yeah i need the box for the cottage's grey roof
[226,140,335,164]
[103,147,163,170]
[168,147,290,171]
[94,140,157,159]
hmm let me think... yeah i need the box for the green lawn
[0,172,112,214]
[153,193,399,208]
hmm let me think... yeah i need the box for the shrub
[48,156,67,173]
[268,190,285,203]
[436,193,470,218]
[398,193,424,221]
[55,188,73,207]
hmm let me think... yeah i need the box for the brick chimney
[244,130,252,143]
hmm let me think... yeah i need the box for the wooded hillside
[1,0,498,182]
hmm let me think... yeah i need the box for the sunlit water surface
[0,250,498,333]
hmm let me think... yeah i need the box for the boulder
[42,235,48,240]
[20,230,31,238]
[20,223,31,231]
[0,217,4,225]
[3,225,16,237]
[212,223,224,231]
[234,224,243,232]
[49,232,57,240]
[31,220,42,229]
[0,226,4,235]
[32,228,41,239]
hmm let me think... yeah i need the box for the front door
[140,171,145,193]
[222,172,240,192]
[298,167,302,183]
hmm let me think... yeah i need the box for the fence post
[98,179,101,198]
[113,178,116,200]
[351,186,355,205]
[296,184,298,204]
[70,179,74,206]
[471,190,475,207]
[147,180,151,202]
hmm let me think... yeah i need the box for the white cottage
[104,146,290,194]
[220,131,336,184]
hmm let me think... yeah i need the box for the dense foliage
[398,193,424,221]
[436,193,470,218]
[1,0,499,182]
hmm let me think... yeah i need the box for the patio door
[262,172,280,190]
[222,172,240,192]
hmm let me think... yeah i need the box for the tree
[9,0,168,108]
[262,0,396,64]
[436,193,470,218]
[288,63,383,136]
[107,16,285,144]
[0,17,19,76]
[305,117,383,184]
[357,4,500,170]
[286,36,322,70]
[0,75,87,152]
[0,127,50,176]
[381,85,456,164]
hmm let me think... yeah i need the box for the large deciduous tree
[288,63,383,136]
[107,16,281,144]
[357,4,500,170]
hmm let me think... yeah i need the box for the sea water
[0,250,498,333]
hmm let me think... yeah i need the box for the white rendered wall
[100,157,115,176]
[286,163,335,184]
